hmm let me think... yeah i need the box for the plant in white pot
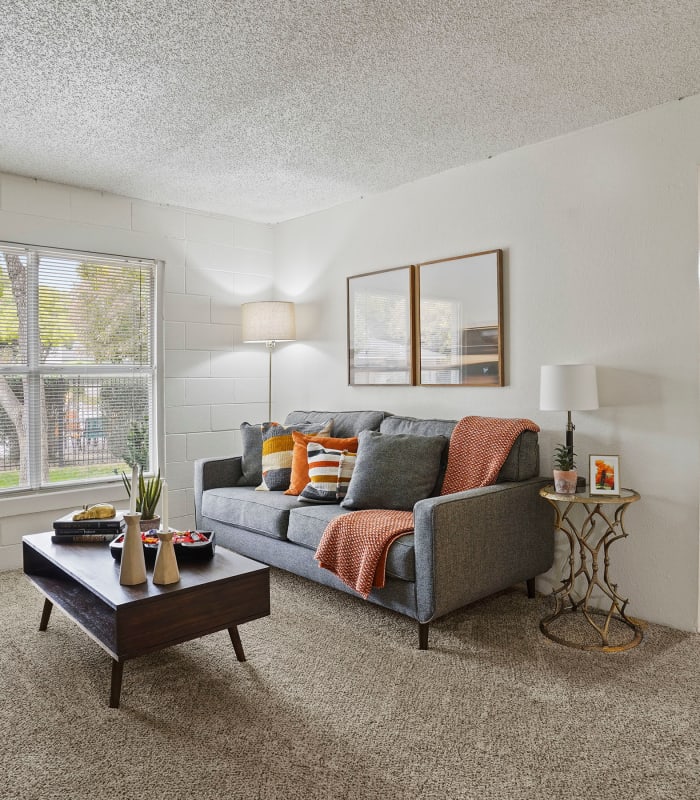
[552,444,577,494]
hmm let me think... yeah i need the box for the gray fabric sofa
[194,410,554,649]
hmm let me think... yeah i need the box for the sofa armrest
[411,478,553,623]
[194,456,243,528]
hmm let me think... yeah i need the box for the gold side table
[538,486,643,652]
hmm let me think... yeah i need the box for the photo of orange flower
[589,455,620,495]
[594,459,614,490]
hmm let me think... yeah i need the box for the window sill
[0,481,130,517]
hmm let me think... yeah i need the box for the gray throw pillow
[340,430,448,511]
[237,422,266,486]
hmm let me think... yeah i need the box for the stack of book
[52,511,126,543]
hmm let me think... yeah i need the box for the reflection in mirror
[417,250,503,386]
[347,266,414,385]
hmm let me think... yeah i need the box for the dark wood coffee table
[23,532,270,708]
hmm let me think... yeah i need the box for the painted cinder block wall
[0,173,274,564]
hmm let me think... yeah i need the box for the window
[0,242,160,493]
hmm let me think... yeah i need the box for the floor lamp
[242,301,296,421]
[539,363,599,491]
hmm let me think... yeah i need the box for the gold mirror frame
[415,249,503,386]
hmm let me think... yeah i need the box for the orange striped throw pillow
[299,443,358,504]
[285,431,358,495]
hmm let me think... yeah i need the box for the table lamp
[539,363,599,490]
[242,301,296,421]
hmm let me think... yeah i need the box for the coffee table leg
[39,598,53,631]
[110,660,124,709]
[228,626,246,662]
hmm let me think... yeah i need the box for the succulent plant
[121,468,162,520]
[553,443,576,471]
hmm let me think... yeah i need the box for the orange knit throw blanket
[315,509,414,599]
[440,415,540,495]
[315,416,539,598]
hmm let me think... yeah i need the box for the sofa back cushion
[497,429,539,481]
[340,430,448,511]
[284,410,388,438]
[379,415,456,438]
[379,414,539,486]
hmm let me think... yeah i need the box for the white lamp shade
[241,301,296,343]
[539,364,599,411]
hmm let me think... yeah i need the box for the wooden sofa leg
[526,577,536,598]
[418,622,429,650]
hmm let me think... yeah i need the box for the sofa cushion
[283,409,388,438]
[287,505,416,582]
[285,432,359,495]
[299,444,358,503]
[340,430,448,511]
[379,414,539,484]
[201,486,300,540]
[259,420,332,491]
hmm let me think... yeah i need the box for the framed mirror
[416,249,503,386]
[347,266,414,385]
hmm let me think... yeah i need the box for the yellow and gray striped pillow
[257,420,332,491]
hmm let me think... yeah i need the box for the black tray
[110,531,215,565]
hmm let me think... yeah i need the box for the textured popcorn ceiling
[1,1,699,223]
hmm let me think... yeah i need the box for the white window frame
[0,241,163,495]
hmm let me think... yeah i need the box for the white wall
[0,174,274,568]
[275,95,700,632]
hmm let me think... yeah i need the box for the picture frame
[347,266,415,385]
[589,455,620,495]
[415,249,503,386]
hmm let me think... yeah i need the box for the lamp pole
[265,340,276,421]
[566,410,575,458]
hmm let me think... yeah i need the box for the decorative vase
[553,469,578,494]
[139,515,160,533]
[152,531,180,585]
[120,512,147,586]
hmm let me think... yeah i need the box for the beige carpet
[1,567,698,800]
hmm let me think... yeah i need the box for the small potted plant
[552,444,577,494]
[122,467,163,531]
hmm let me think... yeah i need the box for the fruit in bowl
[110,530,215,563]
